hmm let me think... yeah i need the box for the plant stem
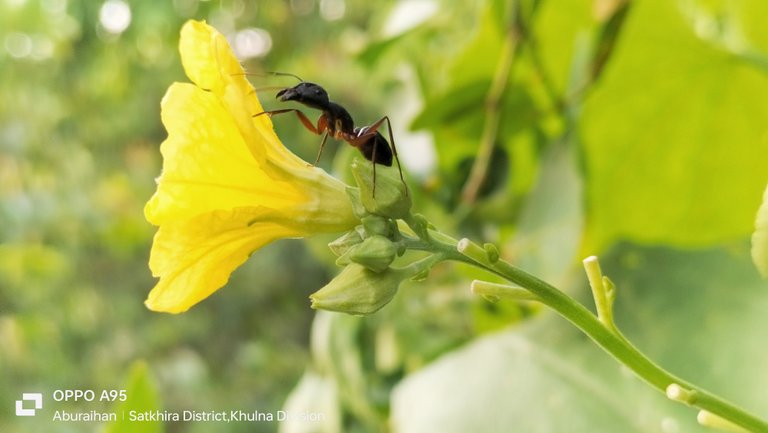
[460,1,522,205]
[420,229,768,432]
[470,280,540,302]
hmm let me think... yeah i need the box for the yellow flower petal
[144,20,359,313]
[146,207,302,313]
[145,82,302,225]
[178,20,307,171]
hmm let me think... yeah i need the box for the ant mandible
[253,73,407,197]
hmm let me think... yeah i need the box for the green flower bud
[351,159,411,219]
[310,264,403,315]
[361,215,392,238]
[349,235,397,273]
[328,229,364,257]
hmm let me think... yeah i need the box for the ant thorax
[325,101,355,135]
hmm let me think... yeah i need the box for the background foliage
[1,0,767,432]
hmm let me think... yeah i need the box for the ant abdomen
[355,129,393,167]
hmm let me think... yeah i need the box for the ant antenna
[230,71,304,83]
[265,71,304,82]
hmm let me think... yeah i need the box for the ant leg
[371,135,378,197]
[315,132,330,165]
[255,110,332,168]
[350,116,408,196]
[380,116,407,195]
[253,109,320,135]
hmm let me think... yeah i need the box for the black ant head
[276,82,330,110]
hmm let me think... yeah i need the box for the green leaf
[444,2,505,91]
[393,325,679,433]
[411,80,490,131]
[533,0,593,94]
[358,31,413,67]
[581,0,768,249]
[391,244,768,432]
[751,184,768,278]
[740,0,768,56]
[104,361,163,433]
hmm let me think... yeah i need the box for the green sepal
[345,186,369,219]
[328,229,365,257]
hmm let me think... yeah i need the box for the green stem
[460,1,522,205]
[419,230,768,433]
[470,280,540,302]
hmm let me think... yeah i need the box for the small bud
[328,229,364,257]
[351,159,411,219]
[408,213,431,240]
[310,264,403,315]
[361,215,392,238]
[349,235,397,273]
[483,243,500,263]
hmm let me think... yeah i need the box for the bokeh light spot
[99,0,132,35]
[234,27,273,60]
[384,0,438,37]
[41,0,67,15]
[320,0,345,21]
[5,32,32,58]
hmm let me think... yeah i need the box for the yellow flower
[144,20,358,313]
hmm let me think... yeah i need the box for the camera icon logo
[15,393,43,417]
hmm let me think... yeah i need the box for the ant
[253,73,406,197]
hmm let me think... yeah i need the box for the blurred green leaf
[581,0,768,249]
[504,140,583,286]
[393,322,672,433]
[752,184,768,278]
[392,321,672,433]
[411,80,490,131]
[358,31,412,67]
[444,0,508,90]
[533,0,593,94]
[739,0,768,54]
[104,360,163,433]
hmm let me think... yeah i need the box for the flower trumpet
[144,21,358,313]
